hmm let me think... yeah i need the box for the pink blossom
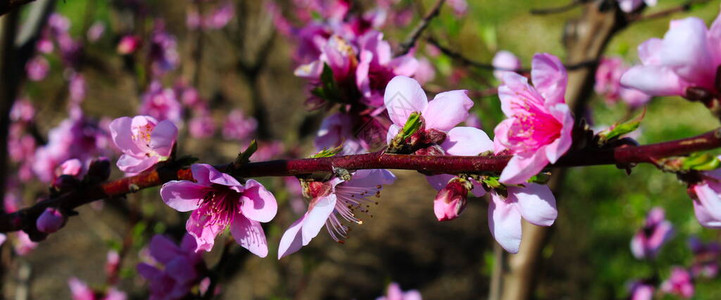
[139,81,183,125]
[148,22,179,75]
[137,234,206,300]
[87,22,105,42]
[106,250,120,279]
[488,183,557,253]
[36,207,65,233]
[660,267,694,298]
[26,56,50,81]
[11,98,35,122]
[14,231,38,255]
[222,109,257,141]
[203,2,234,29]
[314,112,363,154]
[68,277,126,300]
[109,115,178,175]
[160,164,278,256]
[69,72,86,105]
[493,53,574,185]
[621,14,721,98]
[447,0,468,16]
[376,282,422,300]
[688,236,720,278]
[617,0,656,13]
[356,31,419,106]
[628,281,654,300]
[384,76,473,145]
[278,169,396,258]
[630,207,674,259]
[595,57,651,107]
[689,169,721,228]
[188,110,216,139]
[117,35,141,54]
[433,178,470,221]
[492,50,522,82]
[250,141,285,161]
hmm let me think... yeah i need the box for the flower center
[506,101,562,153]
[198,185,239,226]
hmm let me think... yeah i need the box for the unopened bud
[53,174,79,192]
[36,207,65,233]
[434,178,471,221]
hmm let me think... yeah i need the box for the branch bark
[1,127,720,235]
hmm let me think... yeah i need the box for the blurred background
[3,0,721,299]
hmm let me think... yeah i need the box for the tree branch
[0,0,35,16]
[395,0,445,57]
[628,0,710,23]
[1,128,720,234]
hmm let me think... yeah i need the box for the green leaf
[313,145,343,158]
[682,153,721,171]
[597,109,645,145]
[401,112,422,139]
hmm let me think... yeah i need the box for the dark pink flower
[160,164,278,256]
[36,207,65,233]
[688,236,720,278]
[356,31,418,106]
[278,169,395,258]
[137,234,205,300]
[493,53,574,185]
[117,35,141,54]
[660,267,694,298]
[630,207,674,259]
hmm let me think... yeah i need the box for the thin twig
[396,0,445,56]
[426,37,597,72]
[1,128,721,234]
[628,0,710,22]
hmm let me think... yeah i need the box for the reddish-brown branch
[2,128,721,234]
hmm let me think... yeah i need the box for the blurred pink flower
[26,56,50,81]
[68,277,126,300]
[630,207,674,259]
[617,0,656,13]
[139,81,183,125]
[204,2,234,29]
[188,110,216,139]
[376,282,422,300]
[109,115,178,175]
[160,164,277,256]
[660,267,694,298]
[595,57,651,107]
[356,31,418,106]
[492,50,522,82]
[688,236,720,278]
[87,22,105,42]
[117,35,142,54]
[621,14,721,98]
[493,53,574,185]
[278,169,395,258]
[628,281,654,300]
[222,109,257,141]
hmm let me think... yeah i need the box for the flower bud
[53,174,79,192]
[434,178,471,221]
[117,35,142,55]
[36,207,65,233]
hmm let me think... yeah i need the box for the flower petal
[386,124,400,145]
[116,154,159,175]
[192,164,242,189]
[531,53,567,105]
[149,120,178,157]
[660,17,714,87]
[384,76,428,126]
[510,183,557,227]
[638,38,663,66]
[693,198,721,228]
[278,215,306,259]
[230,214,269,257]
[346,169,397,187]
[441,126,493,156]
[186,210,225,252]
[301,194,337,246]
[425,174,454,191]
[109,117,143,155]
[544,104,573,163]
[499,152,549,185]
[423,90,473,131]
[620,65,686,96]
[240,179,278,223]
[694,182,721,221]
[160,181,206,212]
[148,235,181,264]
[488,192,522,253]
[493,118,513,154]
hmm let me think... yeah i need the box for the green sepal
[313,144,343,158]
[234,140,258,168]
[401,112,422,139]
[682,153,721,171]
[597,109,645,145]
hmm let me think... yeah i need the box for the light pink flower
[188,110,216,139]
[87,22,105,42]
[488,183,558,253]
[689,169,721,228]
[621,14,721,98]
[109,116,177,175]
[203,2,234,29]
[14,231,37,255]
[278,169,396,258]
[595,57,651,107]
[493,53,574,185]
[628,281,654,300]
[137,234,206,300]
[660,267,694,298]
[617,0,656,13]
[492,50,522,82]
[630,207,674,259]
[68,277,126,300]
[160,164,278,256]
[376,282,422,300]
[383,76,473,145]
